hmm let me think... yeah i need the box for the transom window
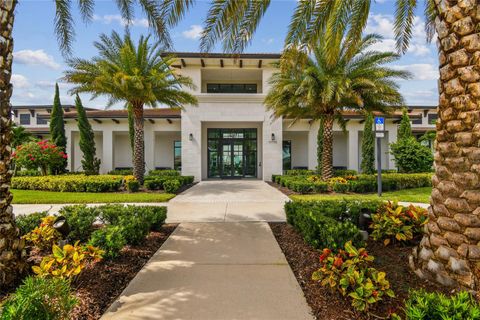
[206,83,257,94]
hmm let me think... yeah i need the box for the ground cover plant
[1,204,172,319]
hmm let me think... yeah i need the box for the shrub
[148,169,180,176]
[370,202,428,245]
[13,169,41,177]
[33,241,103,279]
[284,169,315,176]
[333,169,357,177]
[0,276,77,320]
[108,168,133,175]
[22,216,61,251]
[12,140,67,175]
[15,211,47,236]
[312,241,394,312]
[332,182,349,193]
[163,179,181,193]
[89,225,126,259]
[136,206,167,231]
[124,176,140,192]
[59,205,98,242]
[11,174,124,192]
[390,137,433,173]
[404,290,480,320]
[285,200,375,250]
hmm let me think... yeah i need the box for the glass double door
[208,129,257,179]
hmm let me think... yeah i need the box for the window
[283,141,292,171]
[37,116,48,125]
[428,113,438,125]
[19,113,30,125]
[206,83,257,94]
[174,141,181,171]
[411,118,422,125]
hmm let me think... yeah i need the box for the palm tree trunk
[0,0,26,290]
[132,102,145,185]
[410,2,480,289]
[321,114,334,180]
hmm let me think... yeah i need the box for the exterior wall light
[189,133,193,141]
[271,133,276,141]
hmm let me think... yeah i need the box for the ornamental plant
[13,140,67,175]
[370,202,428,246]
[22,216,61,251]
[32,241,104,279]
[312,241,395,312]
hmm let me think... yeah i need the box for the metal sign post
[374,117,385,197]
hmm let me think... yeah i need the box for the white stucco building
[12,52,437,181]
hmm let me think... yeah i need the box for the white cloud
[365,14,431,56]
[93,14,149,28]
[262,38,275,45]
[11,74,30,88]
[182,25,203,40]
[35,80,71,89]
[393,64,438,81]
[13,49,60,70]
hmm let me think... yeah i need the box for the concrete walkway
[166,180,289,223]
[102,222,313,320]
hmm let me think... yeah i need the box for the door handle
[259,161,262,167]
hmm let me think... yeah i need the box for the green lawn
[11,189,176,204]
[290,187,432,204]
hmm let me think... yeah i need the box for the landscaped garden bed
[1,205,175,319]
[271,199,480,319]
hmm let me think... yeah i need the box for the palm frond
[160,0,196,26]
[55,0,75,55]
[138,0,173,50]
[394,0,418,54]
[78,0,94,22]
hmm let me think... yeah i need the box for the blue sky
[11,0,439,109]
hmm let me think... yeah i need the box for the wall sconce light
[271,133,276,141]
[189,133,193,141]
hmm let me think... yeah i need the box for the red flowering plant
[312,241,395,312]
[13,140,67,175]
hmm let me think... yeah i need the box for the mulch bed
[267,181,299,196]
[269,222,453,320]
[70,224,177,320]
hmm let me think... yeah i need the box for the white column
[387,122,397,170]
[262,114,282,181]
[144,124,155,173]
[102,129,113,174]
[66,128,73,172]
[307,121,319,170]
[181,111,202,181]
[348,129,359,172]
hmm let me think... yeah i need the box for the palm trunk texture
[0,0,26,290]
[410,1,480,289]
[321,114,334,180]
[132,103,145,185]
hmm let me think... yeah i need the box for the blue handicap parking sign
[375,117,384,125]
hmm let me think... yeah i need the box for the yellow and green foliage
[22,216,61,251]
[32,241,103,279]
[11,174,124,192]
[370,202,428,245]
[312,241,394,312]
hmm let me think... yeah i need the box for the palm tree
[64,31,198,184]
[11,124,33,148]
[0,0,176,290]
[265,34,410,179]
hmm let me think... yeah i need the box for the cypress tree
[360,112,375,174]
[398,108,412,140]
[316,118,324,174]
[49,83,67,173]
[75,95,100,175]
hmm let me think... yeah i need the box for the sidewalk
[102,222,313,320]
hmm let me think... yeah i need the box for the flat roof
[12,104,97,111]
[163,52,282,59]
[63,108,181,119]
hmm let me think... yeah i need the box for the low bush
[144,175,193,191]
[13,169,41,177]
[333,169,357,177]
[127,180,140,192]
[59,205,98,242]
[148,169,180,176]
[370,202,429,246]
[312,241,394,312]
[285,200,378,250]
[33,241,103,279]
[107,168,133,175]
[163,179,182,193]
[284,169,316,176]
[0,276,78,320]
[390,137,434,173]
[89,225,126,259]
[11,174,124,192]
[22,216,61,251]
[15,211,47,236]
[404,289,480,320]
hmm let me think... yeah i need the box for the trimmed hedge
[274,173,432,194]
[11,175,124,192]
[148,169,180,176]
[285,199,381,250]
[144,175,194,191]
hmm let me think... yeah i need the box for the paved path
[102,222,313,320]
[166,180,289,223]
